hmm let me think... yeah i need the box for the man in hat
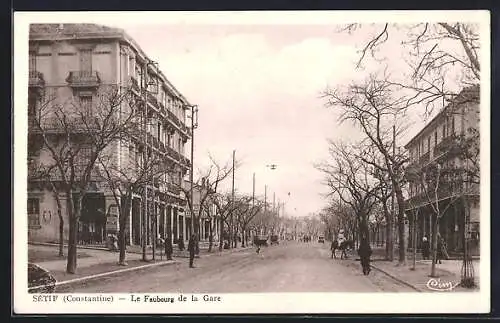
[421,236,430,260]
[188,234,197,268]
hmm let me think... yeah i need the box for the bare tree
[342,22,480,116]
[212,193,239,251]
[234,195,263,247]
[317,141,382,246]
[29,85,138,273]
[97,145,167,264]
[323,76,410,264]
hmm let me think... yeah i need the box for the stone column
[175,207,180,241]
[182,211,187,241]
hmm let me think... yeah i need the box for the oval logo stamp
[426,278,460,291]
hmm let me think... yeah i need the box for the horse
[330,239,353,259]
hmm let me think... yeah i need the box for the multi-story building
[27,23,193,247]
[404,85,480,256]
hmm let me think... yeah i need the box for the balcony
[130,76,140,92]
[167,182,181,195]
[66,71,101,89]
[419,151,430,164]
[29,71,45,93]
[166,109,181,128]
[147,92,160,110]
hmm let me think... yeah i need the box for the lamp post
[188,105,199,244]
[141,59,158,262]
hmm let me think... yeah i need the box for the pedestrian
[188,234,197,268]
[436,236,446,264]
[357,237,372,275]
[165,235,173,260]
[421,236,430,260]
[178,235,185,251]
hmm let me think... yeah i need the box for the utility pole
[141,63,149,262]
[391,125,396,258]
[189,105,198,246]
[230,149,235,248]
[252,173,255,207]
[264,185,267,235]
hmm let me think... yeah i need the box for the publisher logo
[426,278,459,291]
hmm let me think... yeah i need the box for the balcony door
[29,51,36,73]
[79,49,93,76]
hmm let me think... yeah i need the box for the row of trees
[316,22,481,275]
[28,83,288,273]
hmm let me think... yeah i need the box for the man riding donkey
[331,229,351,259]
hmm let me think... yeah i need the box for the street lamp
[140,59,158,262]
[187,104,198,244]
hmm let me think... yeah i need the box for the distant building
[404,85,480,256]
[184,179,220,242]
[27,24,192,246]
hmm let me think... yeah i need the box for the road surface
[57,241,412,293]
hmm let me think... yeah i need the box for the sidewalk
[369,258,480,292]
[28,242,254,287]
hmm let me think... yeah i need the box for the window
[157,122,161,139]
[79,49,93,74]
[427,137,431,153]
[29,51,36,72]
[178,138,182,153]
[80,95,93,116]
[442,125,446,139]
[27,198,40,228]
[434,132,437,146]
[451,116,455,134]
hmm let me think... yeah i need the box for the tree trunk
[219,217,224,251]
[241,226,246,247]
[66,192,81,274]
[395,188,407,264]
[208,220,214,253]
[384,200,394,261]
[412,211,417,270]
[49,183,64,257]
[430,213,439,277]
[142,198,147,262]
[118,194,131,266]
[54,192,64,257]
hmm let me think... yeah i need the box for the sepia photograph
[13,11,490,314]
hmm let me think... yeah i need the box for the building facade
[404,85,480,256]
[27,23,193,246]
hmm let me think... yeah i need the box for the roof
[29,23,192,107]
[403,85,480,149]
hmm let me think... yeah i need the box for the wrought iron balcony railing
[29,70,45,89]
[66,71,101,89]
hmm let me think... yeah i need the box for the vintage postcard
[13,10,490,314]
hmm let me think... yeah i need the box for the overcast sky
[108,23,389,218]
[18,12,487,218]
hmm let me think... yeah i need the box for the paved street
[56,241,413,293]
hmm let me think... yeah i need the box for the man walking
[188,234,197,268]
[422,236,430,260]
[357,236,372,275]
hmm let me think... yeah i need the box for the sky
[101,20,478,218]
[107,23,384,218]
[18,11,487,218]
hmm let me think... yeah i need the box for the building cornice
[30,24,193,107]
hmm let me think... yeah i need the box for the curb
[369,264,423,292]
[29,241,109,251]
[29,246,254,292]
[29,259,178,292]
